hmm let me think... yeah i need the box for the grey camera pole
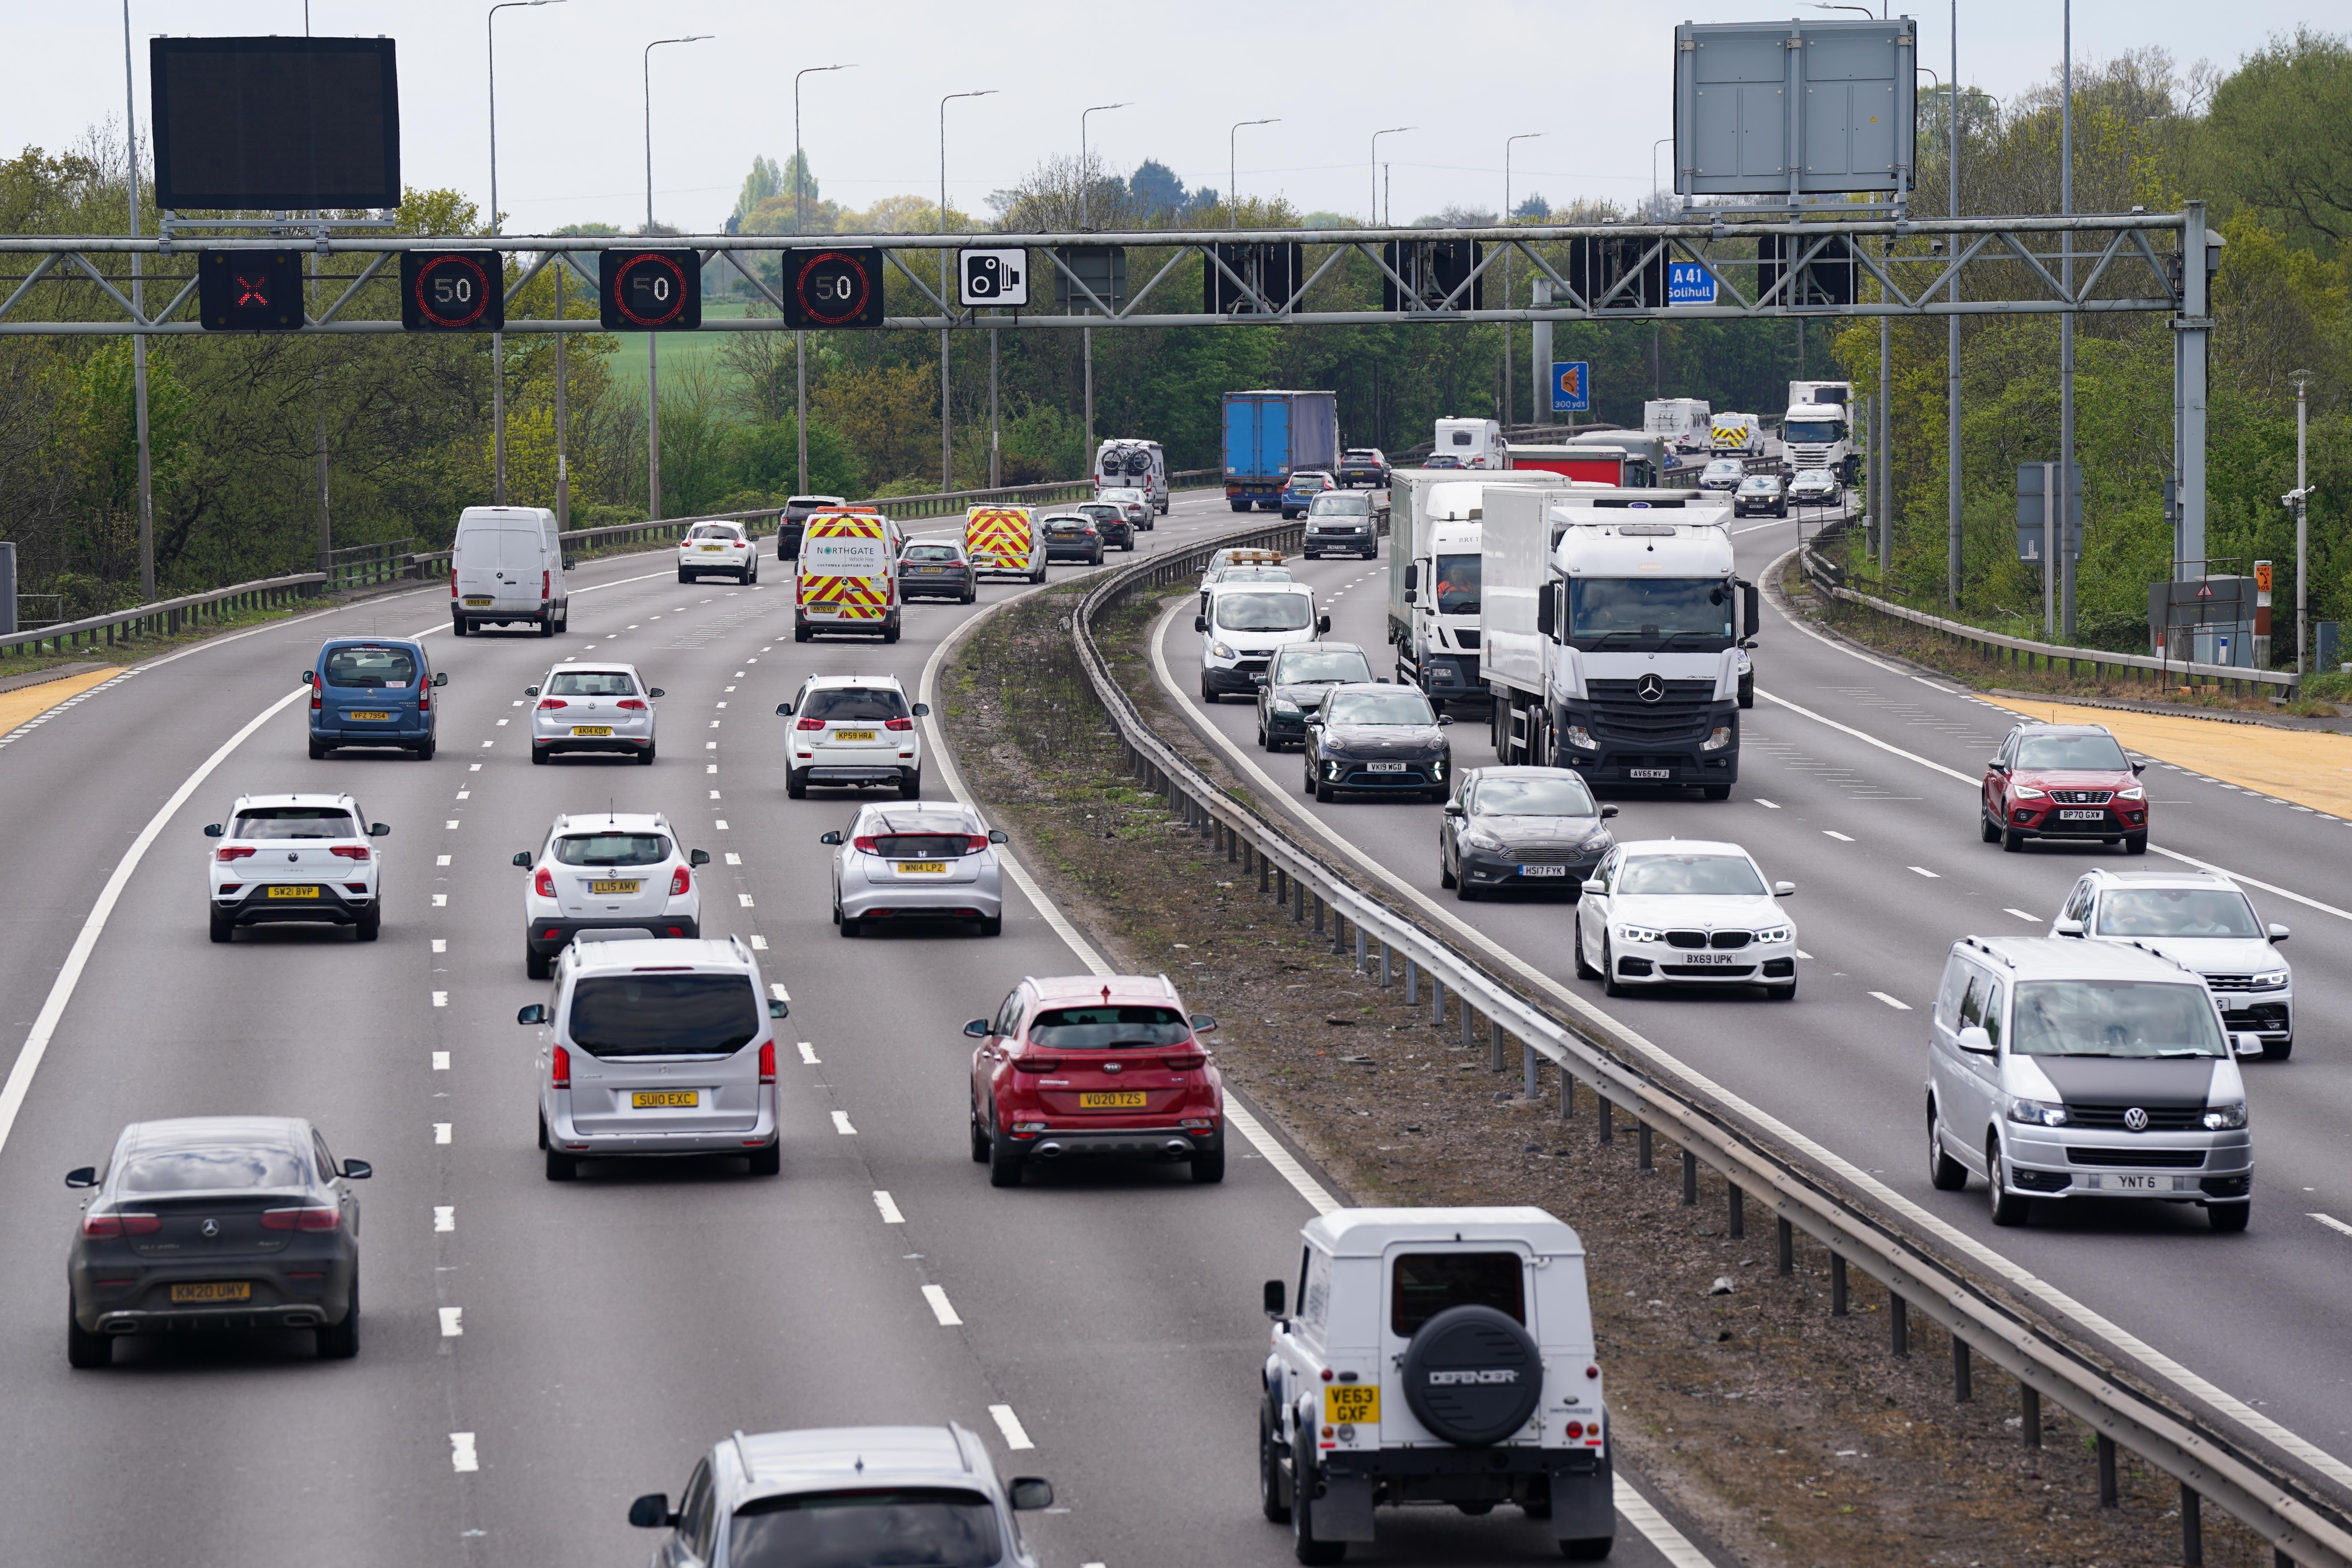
[122,0,156,599]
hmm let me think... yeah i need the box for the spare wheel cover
[1401,1304,1542,1446]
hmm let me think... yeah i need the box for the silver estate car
[629,1425,1052,1568]
[526,663,663,765]
[523,936,787,1179]
[823,801,1008,937]
[65,1116,371,1366]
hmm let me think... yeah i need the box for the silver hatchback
[527,663,662,764]
[823,801,1008,937]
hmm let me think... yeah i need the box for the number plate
[571,726,614,736]
[1518,865,1569,877]
[1324,1385,1380,1425]
[1366,761,1407,773]
[589,880,641,895]
[1628,768,1672,780]
[347,710,392,721]
[833,729,877,741]
[1681,952,1740,966]
[171,1282,251,1304]
[464,596,493,607]
[1078,1090,1148,1108]
[266,886,321,900]
[897,861,948,874]
[2086,1172,2187,1192]
[700,545,726,552]
[2057,809,2106,821]
[631,1090,700,1109]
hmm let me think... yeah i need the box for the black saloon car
[1439,766,1619,901]
[1257,642,1375,750]
[1040,513,1107,564]
[1303,683,1452,802]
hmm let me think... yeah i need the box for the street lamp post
[2059,0,2077,640]
[1503,132,1542,428]
[793,63,853,499]
[939,90,997,491]
[1079,102,1128,458]
[2291,369,2314,673]
[1945,3,1963,609]
[1229,119,1278,229]
[1371,127,1412,224]
[641,34,712,524]
[488,0,565,508]
[121,0,155,599]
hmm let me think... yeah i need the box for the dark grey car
[1303,683,1453,802]
[1440,766,1619,901]
[1256,642,1374,750]
[65,1116,369,1366]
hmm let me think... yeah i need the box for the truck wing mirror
[1742,581,1760,639]
[1263,1279,1286,1319]
[1404,562,1419,593]
[1536,589,1557,639]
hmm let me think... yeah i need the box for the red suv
[967,975,1224,1188]
[1982,723,2148,854]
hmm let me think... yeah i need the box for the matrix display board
[599,248,703,331]
[400,250,504,332]
[197,249,305,331]
[151,37,401,211]
[780,248,886,329]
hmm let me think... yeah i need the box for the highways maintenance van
[964,505,1046,582]
[795,508,903,644]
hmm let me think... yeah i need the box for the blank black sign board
[151,38,401,211]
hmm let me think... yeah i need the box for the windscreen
[1043,516,1090,532]
[2094,889,2261,939]
[117,1144,309,1193]
[2015,734,2130,771]
[1289,474,1327,491]
[1392,1252,1525,1335]
[1029,1005,1191,1049]
[688,524,741,540]
[1214,592,1312,632]
[1324,691,1436,726]
[728,1490,1001,1568]
[1567,579,1734,651]
[1274,649,1373,684]
[554,833,668,867]
[324,646,416,688]
[233,806,359,839]
[1434,555,1481,615]
[1077,505,1121,523]
[547,670,638,697]
[1616,854,1766,896]
[1784,420,1845,443]
[567,975,759,1058]
[802,687,909,723]
[1309,493,1370,516]
[2010,980,2226,1058]
[903,544,961,561]
[1472,775,1599,817]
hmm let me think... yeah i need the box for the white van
[452,506,570,637]
[1432,417,1507,471]
[1096,438,1169,514]
[1197,581,1328,701]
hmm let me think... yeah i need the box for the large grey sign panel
[1674,20,1915,199]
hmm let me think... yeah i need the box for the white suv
[513,812,708,978]
[1261,1207,1614,1562]
[678,521,758,584]
[205,793,390,944]
[2052,868,2293,1060]
[777,674,927,799]
[520,935,786,1179]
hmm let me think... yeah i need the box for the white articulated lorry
[1483,487,1757,799]
[1782,381,1857,483]
[1387,470,1570,709]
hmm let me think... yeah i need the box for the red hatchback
[1981,723,2148,853]
[967,975,1224,1188]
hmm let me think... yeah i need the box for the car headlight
[1460,829,1506,852]
[1430,758,1447,779]
[2116,786,2144,801]
[1701,724,1734,752]
[1564,724,1599,751]
[2201,1101,2248,1131]
[2011,784,2047,800]
[1755,926,1792,944]
[1616,924,1665,944]
[2251,970,2289,989]
[2004,1096,2068,1128]
[1210,641,1237,660]
[1273,698,1300,714]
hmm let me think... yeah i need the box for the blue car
[1279,470,1336,519]
[305,638,445,760]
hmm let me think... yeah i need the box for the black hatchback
[1040,513,1107,563]
[1303,682,1454,803]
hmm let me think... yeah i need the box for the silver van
[1925,935,2258,1231]
[452,505,571,636]
[520,936,786,1179]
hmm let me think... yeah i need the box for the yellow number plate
[571,725,614,736]
[589,880,641,895]
[700,545,726,552]
[1324,1385,1380,1425]
[464,596,493,606]
[1079,1090,1148,1108]
[171,1282,251,1304]
[833,729,877,741]
[347,710,391,721]
[897,861,948,874]
[631,1090,700,1108]
[266,886,321,900]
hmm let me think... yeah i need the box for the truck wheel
[1561,1538,1615,1561]
[1259,1405,1291,1523]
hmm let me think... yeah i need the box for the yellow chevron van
[795,508,903,644]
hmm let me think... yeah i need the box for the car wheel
[1257,719,1270,749]
[900,768,922,800]
[1573,918,1600,980]
[314,1276,359,1360]
[1259,1404,1292,1523]
[1986,1137,2029,1226]
[2208,1201,2251,1232]
[1927,1103,1967,1190]
[1702,783,1731,801]
[209,907,234,944]
[677,569,692,584]
[1561,1538,1614,1561]
[987,1116,1024,1188]
[355,904,381,943]
[1765,980,1795,1001]
[531,744,548,765]
[1980,812,2001,844]
[881,624,901,645]
[416,735,437,761]
[1290,1449,1347,1565]
[538,1110,549,1150]
[544,1145,578,1181]
[308,738,328,760]
[451,615,469,638]
[1601,937,1628,998]
[837,907,861,938]
[1439,851,1457,889]
[638,741,656,766]
[745,1141,781,1177]
[66,1302,111,1369]
[538,614,554,638]
[1200,676,1219,703]
[2123,832,2147,855]
[1314,774,1335,803]
[786,768,808,799]
[1191,1136,1226,1184]
[2001,826,2027,853]
[978,915,1003,937]
[526,943,551,981]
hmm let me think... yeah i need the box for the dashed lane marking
[921,1285,962,1326]
[449,1433,478,1473]
[2005,908,2042,922]
[989,1405,1034,1451]
[1869,992,1912,1010]
[432,1051,449,1070]
[1908,866,1940,879]
[439,1307,464,1338]
[1823,830,1853,842]
[797,1042,820,1064]
[831,1110,857,1135]
[434,1207,454,1232]
[2309,1213,2352,1240]
[434,1123,452,1144]
[873,1191,905,1224]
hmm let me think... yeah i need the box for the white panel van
[452,506,570,637]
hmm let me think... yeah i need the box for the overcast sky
[3,1,2325,233]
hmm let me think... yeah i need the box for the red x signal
[235,275,271,307]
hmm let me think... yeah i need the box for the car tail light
[797,717,825,730]
[669,865,691,897]
[618,698,647,711]
[82,1212,161,1238]
[260,1205,341,1232]
[344,883,368,893]
[852,836,882,854]
[1566,1420,1585,1439]
[330,845,370,861]
[966,835,991,854]
[1162,1051,1207,1070]
[533,867,555,898]
[1011,1057,1063,1072]
[419,683,431,712]
[216,846,256,862]
[759,1041,775,1084]
[884,716,914,731]
[310,687,322,712]
[551,1044,571,1088]
[537,698,568,711]
[450,576,458,599]
[541,570,551,601]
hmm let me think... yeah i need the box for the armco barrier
[0,573,325,661]
[1801,525,2296,698]
[1069,520,2352,1568]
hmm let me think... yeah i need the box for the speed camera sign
[960,248,1028,308]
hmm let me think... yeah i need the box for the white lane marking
[710,790,723,800]
[1225,1098,1339,1214]
[0,684,305,1161]
[455,790,470,799]
[444,819,459,830]
[715,820,729,830]
[921,1284,962,1326]
[468,763,481,772]
[715,701,728,709]
[709,720,721,728]
[989,1405,1034,1451]
[431,938,447,952]
[1910,676,1958,693]
[479,740,493,748]
[494,719,508,727]
[433,1051,450,1071]
[436,854,452,867]
[725,852,742,865]
[434,1123,452,1144]
[449,1433,479,1473]
[831,1110,857,1135]
[708,764,719,774]
[769,983,790,1001]
[570,569,674,596]
[706,741,717,750]
[434,1206,455,1232]
[797,1042,820,1064]
[432,894,449,907]
[873,1190,905,1224]
[431,991,448,1008]
[748,934,767,950]
[1755,798,1780,809]
[2310,1213,2352,1239]
[1822,830,1854,842]
[439,1306,464,1338]
[1869,992,1913,1010]
[1908,865,1940,879]
[739,894,755,907]
[2004,907,2042,922]
[1795,948,1814,961]
[1615,1474,1713,1568]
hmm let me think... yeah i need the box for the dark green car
[1256,642,1374,750]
